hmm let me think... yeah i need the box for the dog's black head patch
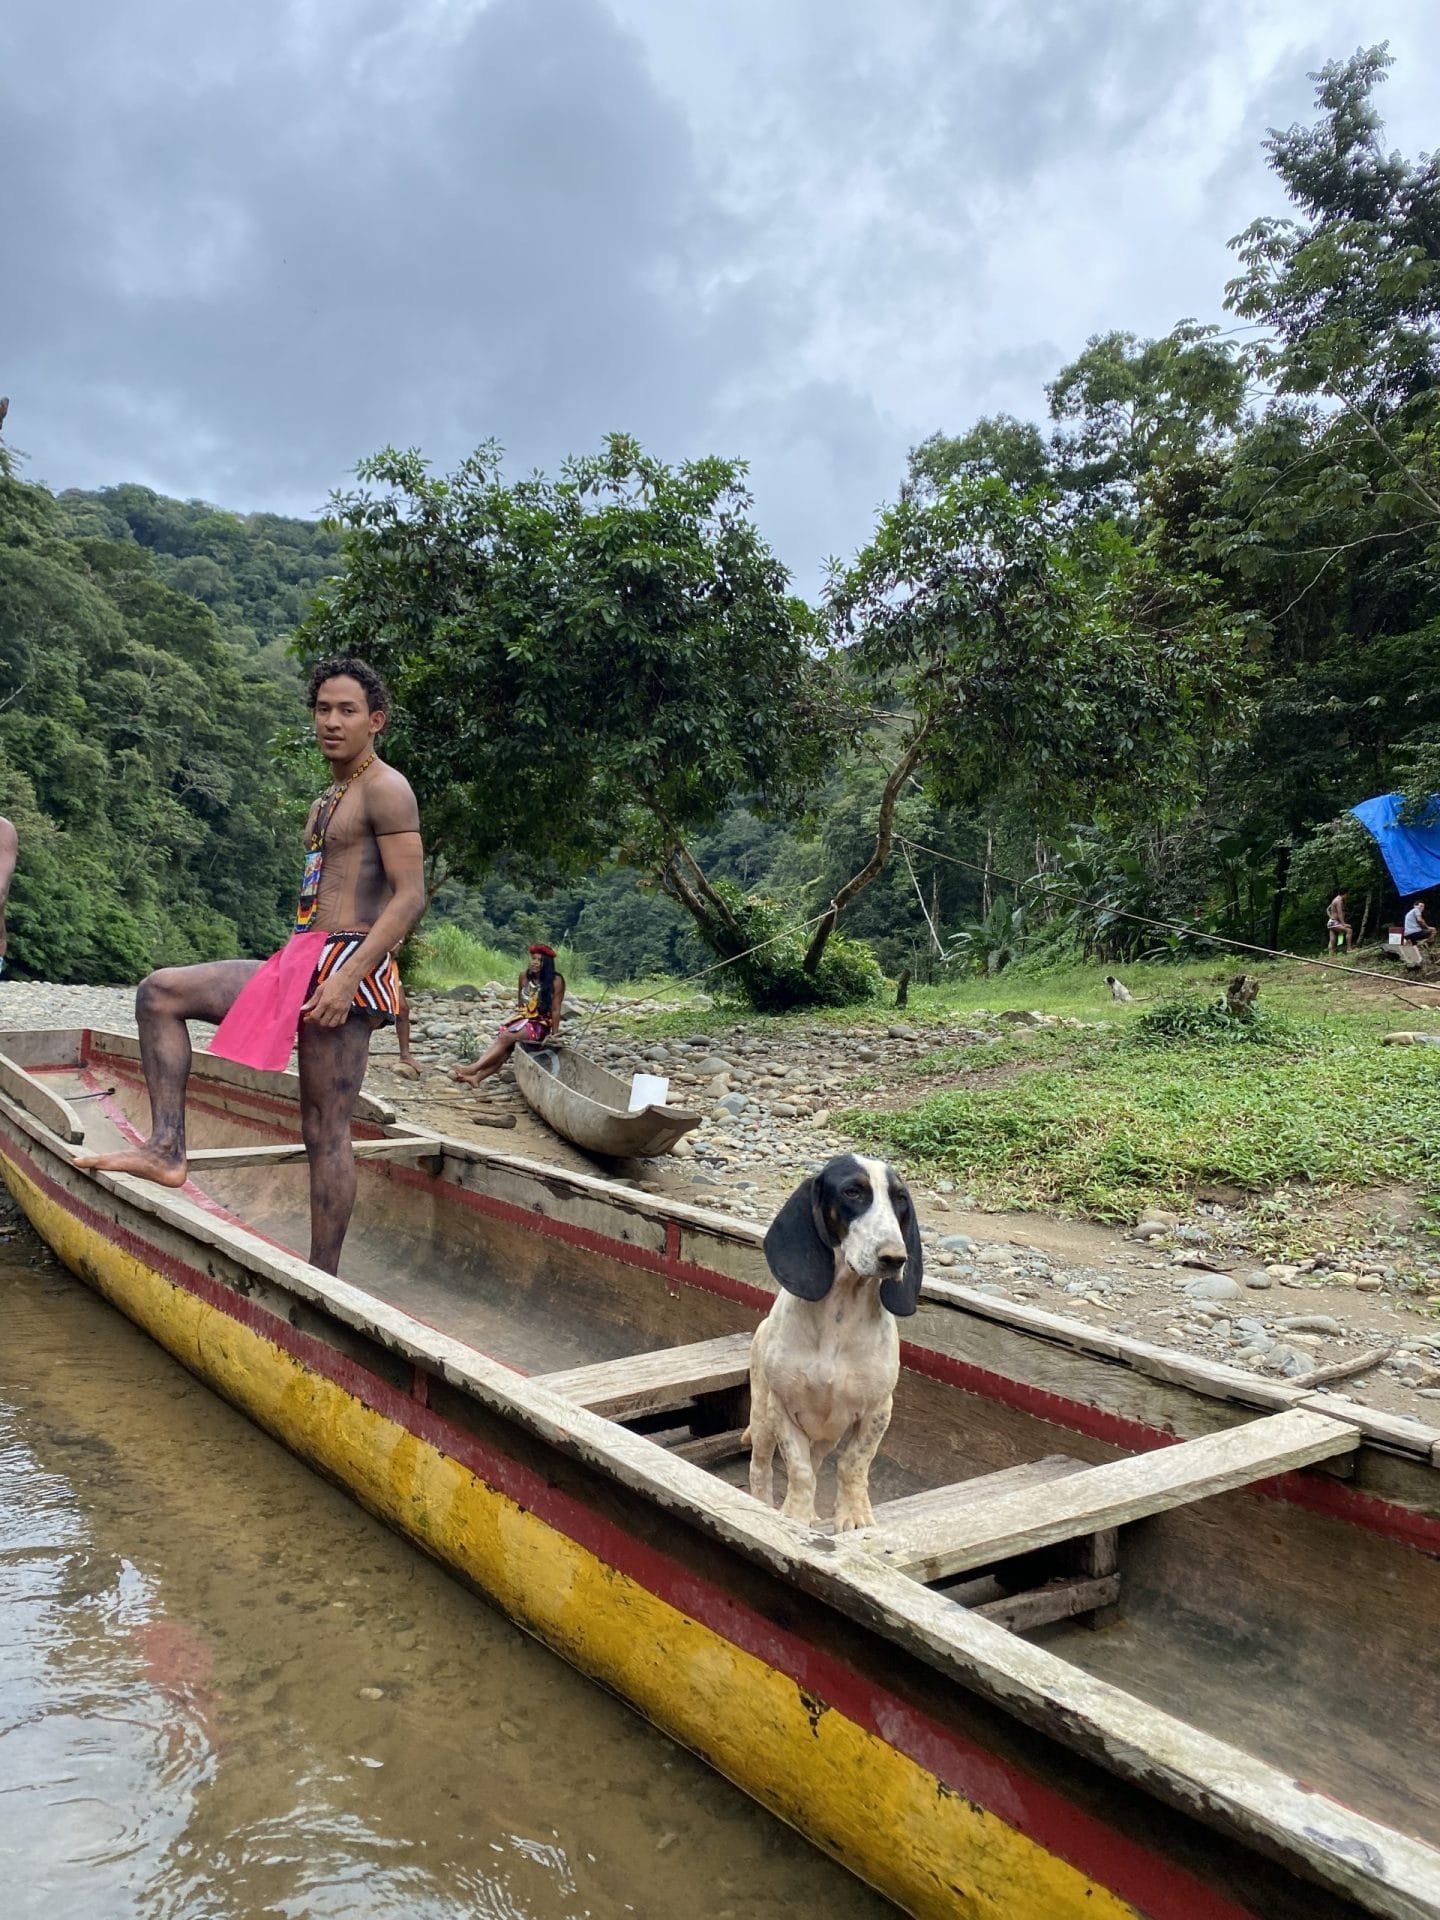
[763,1154,923,1313]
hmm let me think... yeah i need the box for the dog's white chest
[764,1300,899,1445]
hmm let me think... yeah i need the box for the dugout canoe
[2,1027,1440,1920]
[511,1041,703,1157]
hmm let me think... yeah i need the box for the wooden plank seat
[537,1332,754,1422]
[0,1049,86,1144]
[183,1137,443,1171]
[869,1453,1088,1528]
[867,1407,1357,1586]
[874,1453,1120,1632]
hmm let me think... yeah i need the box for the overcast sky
[5,0,1437,584]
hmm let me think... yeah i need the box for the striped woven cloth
[313,931,402,1020]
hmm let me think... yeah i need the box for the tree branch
[657,824,745,939]
[802,714,936,974]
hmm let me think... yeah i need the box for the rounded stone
[1182,1273,1241,1303]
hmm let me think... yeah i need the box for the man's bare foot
[73,1146,188,1187]
[450,1064,483,1084]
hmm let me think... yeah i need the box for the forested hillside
[0,454,314,979]
[57,485,340,672]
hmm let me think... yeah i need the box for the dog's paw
[833,1498,875,1533]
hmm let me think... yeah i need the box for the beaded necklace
[294,751,376,932]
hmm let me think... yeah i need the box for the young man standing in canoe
[78,658,425,1274]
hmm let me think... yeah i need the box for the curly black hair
[305,655,392,718]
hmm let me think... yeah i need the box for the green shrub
[406,923,521,989]
[1134,990,1318,1051]
[698,884,885,1012]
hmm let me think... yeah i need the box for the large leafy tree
[806,475,1244,971]
[299,434,840,967]
[1170,45,1440,936]
[1047,325,1247,507]
[1227,46,1440,439]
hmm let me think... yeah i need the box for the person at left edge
[0,816,16,978]
[77,658,424,1274]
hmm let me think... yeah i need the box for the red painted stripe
[901,1339,1176,1454]
[3,1133,1261,1920]
[1252,1462,1440,1557]
[86,1050,334,1130]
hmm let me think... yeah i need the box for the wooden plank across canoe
[184,1137,442,1171]
[870,1406,1358,1584]
[972,1575,1122,1632]
[870,1453,1088,1528]
[0,1049,86,1143]
[538,1332,754,1420]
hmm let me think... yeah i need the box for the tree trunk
[802,717,934,975]
[1267,845,1290,955]
[982,830,993,921]
[657,839,745,950]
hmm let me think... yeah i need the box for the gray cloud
[5,0,1439,585]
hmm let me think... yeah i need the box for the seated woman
[1403,898,1434,947]
[451,943,565,1085]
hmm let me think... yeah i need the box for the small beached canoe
[512,1043,702,1157]
[3,1024,1440,1919]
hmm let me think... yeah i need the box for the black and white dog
[749,1154,923,1531]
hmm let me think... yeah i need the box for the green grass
[851,1006,1440,1225]
[612,954,1374,1044]
[406,921,689,1009]
[406,925,528,991]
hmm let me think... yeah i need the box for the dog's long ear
[880,1181,924,1317]
[763,1179,836,1301]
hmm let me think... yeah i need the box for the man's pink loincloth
[208,929,329,1072]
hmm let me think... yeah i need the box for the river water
[0,1213,890,1920]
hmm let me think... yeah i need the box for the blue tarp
[1350,792,1440,897]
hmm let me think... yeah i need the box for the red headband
[528,943,557,958]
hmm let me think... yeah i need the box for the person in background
[451,943,565,1086]
[1326,891,1354,953]
[394,970,421,1075]
[1403,897,1434,947]
[0,817,16,977]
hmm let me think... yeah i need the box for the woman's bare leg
[451,1031,519,1085]
[75,959,260,1183]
